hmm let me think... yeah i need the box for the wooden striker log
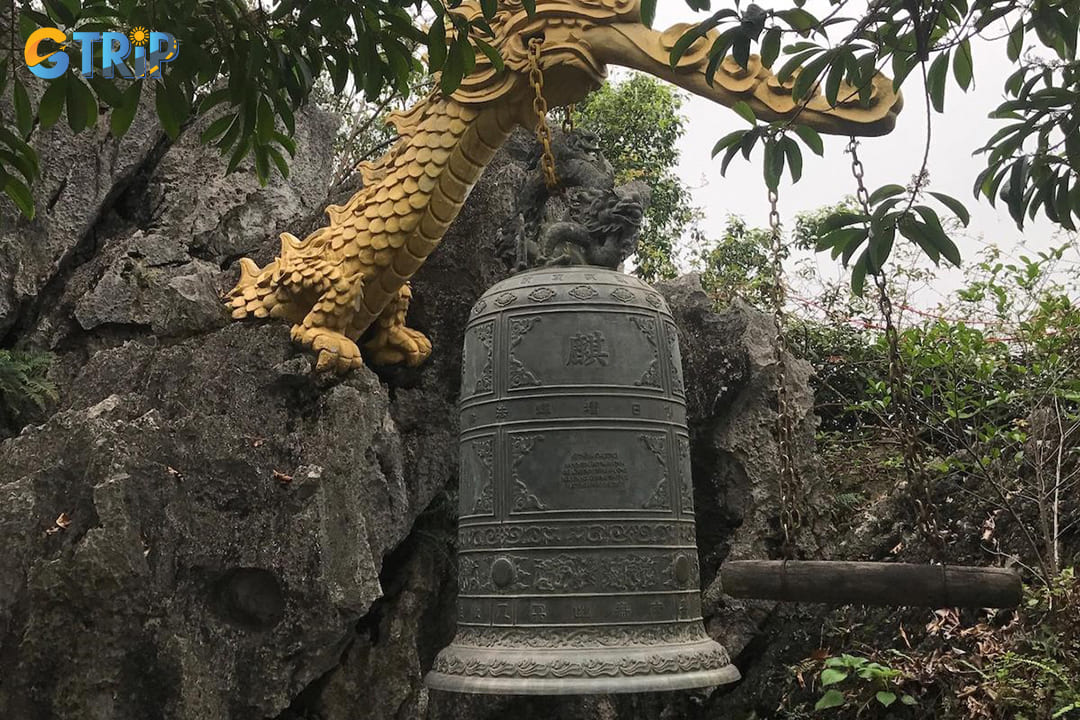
[720,560,1022,608]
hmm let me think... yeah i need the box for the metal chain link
[768,185,802,558]
[527,37,559,191]
[847,137,940,555]
[847,138,872,212]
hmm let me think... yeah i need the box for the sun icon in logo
[128,26,149,46]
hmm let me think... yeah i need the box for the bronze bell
[426,266,739,695]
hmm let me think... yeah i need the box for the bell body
[426,266,739,695]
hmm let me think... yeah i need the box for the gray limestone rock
[0,78,164,337]
[0,80,820,720]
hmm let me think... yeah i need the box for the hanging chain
[847,137,940,555]
[768,184,802,558]
[848,138,872,212]
[527,37,559,191]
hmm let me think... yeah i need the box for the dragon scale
[228,96,516,370]
[225,0,903,373]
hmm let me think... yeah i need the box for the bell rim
[423,638,739,695]
[424,664,741,695]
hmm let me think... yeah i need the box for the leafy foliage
[0,349,56,426]
[983,570,1080,719]
[673,0,1080,286]
[695,215,775,307]
[810,654,917,712]
[0,0,503,209]
[572,73,698,280]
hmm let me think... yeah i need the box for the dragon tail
[225,233,302,320]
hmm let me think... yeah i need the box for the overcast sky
[645,0,1078,309]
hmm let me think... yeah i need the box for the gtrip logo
[24,26,179,80]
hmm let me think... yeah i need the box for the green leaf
[868,184,905,205]
[88,76,124,108]
[428,16,447,72]
[929,191,971,226]
[763,140,785,191]
[777,48,821,83]
[821,211,867,233]
[329,56,349,95]
[898,215,939,264]
[927,52,949,112]
[200,114,236,145]
[793,53,830,101]
[868,219,896,271]
[43,0,75,25]
[3,175,35,219]
[267,145,290,179]
[521,0,536,16]
[253,144,270,185]
[225,136,252,174]
[711,130,745,158]
[817,226,866,254]
[670,27,703,69]
[640,0,656,27]
[732,36,751,69]
[901,694,918,706]
[13,78,33,139]
[792,124,823,155]
[876,691,897,707]
[154,83,182,139]
[198,88,232,115]
[732,100,756,125]
[953,39,973,91]
[870,197,901,241]
[271,94,296,136]
[815,689,847,710]
[440,39,466,95]
[461,36,477,76]
[776,8,819,33]
[475,38,505,72]
[760,27,781,68]
[719,141,742,175]
[1007,21,1024,62]
[38,77,67,130]
[825,56,844,106]
[782,136,803,183]
[891,51,919,91]
[66,78,95,134]
[256,96,275,144]
[273,131,297,157]
[850,252,868,295]
[0,140,38,183]
[913,205,962,265]
[109,81,142,138]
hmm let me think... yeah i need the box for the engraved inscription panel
[677,435,694,515]
[461,320,494,400]
[508,428,672,513]
[505,311,661,390]
[560,451,628,490]
[459,435,495,517]
[665,322,686,397]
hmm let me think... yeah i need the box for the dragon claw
[292,325,364,373]
[366,326,432,367]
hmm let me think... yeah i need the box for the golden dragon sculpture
[226,0,903,372]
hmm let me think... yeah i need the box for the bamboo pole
[720,561,1022,608]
